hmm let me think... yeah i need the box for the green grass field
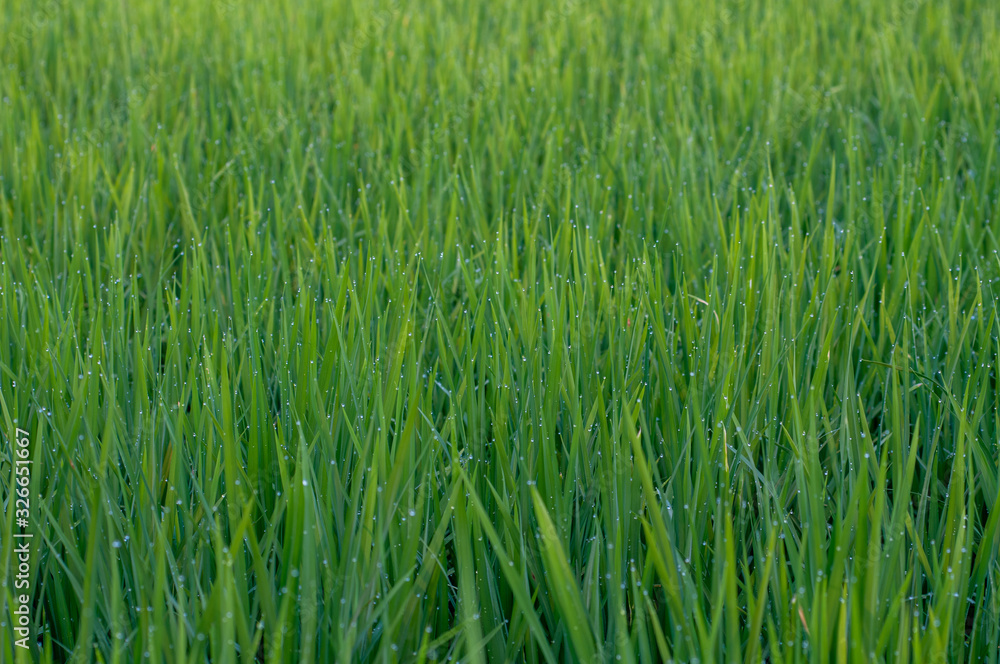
[1,0,999,661]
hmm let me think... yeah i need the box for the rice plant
[0,0,999,661]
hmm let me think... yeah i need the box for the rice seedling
[0,0,998,661]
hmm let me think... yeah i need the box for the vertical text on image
[11,426,34,650]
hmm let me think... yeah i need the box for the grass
[1,0,999,661]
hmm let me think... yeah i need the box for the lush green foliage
[1,0,1000,661]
